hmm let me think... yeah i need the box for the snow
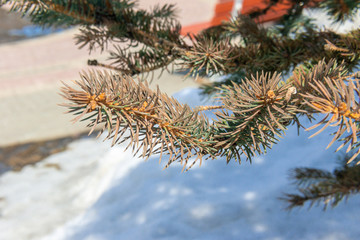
[1,87,360,240]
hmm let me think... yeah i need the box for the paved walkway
[0,0,216,146]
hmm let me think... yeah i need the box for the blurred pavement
[0,0,216,146]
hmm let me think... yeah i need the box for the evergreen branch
[195,105,224,112]
[1,0,42,17]
[41,0,97,24]
[289,167,334,188]
[221,15,272,45]
[59,70,302,168]
[212,16,360,74]
[60,70,219,171]
[320,0,360,22]
[4,0,186,52]
[150,4,177,20]
[61,59,360,169]
[106,45,176,76]
[324,31,360,61]
[75,26,115,53]
[212,71,301,163]
[5,1,360,78]
[244,0,360,24]
[293,60,360,163]
[233,28,360,73]
[291,59,349,95]
[283,155,360,210]
[180,35,235,77]
[88,56,174,76]
[3,0,98,25]
[196,19,360,94]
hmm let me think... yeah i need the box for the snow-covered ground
[1,88,360,240]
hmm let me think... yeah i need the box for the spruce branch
[283,155,360,210]
[199,16,360,96]
[221,15,272,45]
[60,59,360,170]
[3,0,187,69]
[212,71,301,163]
[75,26,115,53]
[291,59,349,97]
[5,0,360,80]
[293,60,360,163]
[324,31,360,62]
[180,35,235,78]
[243,0,360,24]
[2,0,100,26]
[107,45,176,76]
[60,70,220,171]
[319,0,360,23]
[60,70,298,167]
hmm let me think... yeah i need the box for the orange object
[181,0,321,35]
[241,0,292,22]
[181,0,234,35]
[211,0,234,26]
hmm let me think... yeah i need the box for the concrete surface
[0,0,216,146]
